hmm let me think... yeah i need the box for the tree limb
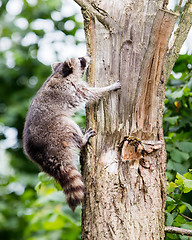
[179,212,192,221]
[73,0,121,32]
[165,226,192,236]
[176,0,183,13]
[165,0,192,81]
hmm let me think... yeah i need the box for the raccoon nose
[84,55,91,64]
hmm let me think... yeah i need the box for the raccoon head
[51,55,90,79]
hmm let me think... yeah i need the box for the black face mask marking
[79,57,86,70]
[62,61,73,77]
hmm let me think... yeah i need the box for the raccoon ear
[62,58,73,77]
[51,62,62,72]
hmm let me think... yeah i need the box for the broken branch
[73,0,121,32]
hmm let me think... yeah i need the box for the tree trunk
[74,0,192,239]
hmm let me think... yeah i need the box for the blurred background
[0,0,192,239]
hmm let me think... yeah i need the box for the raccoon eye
[79,57,86,69]
[62,60,73,77]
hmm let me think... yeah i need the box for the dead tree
[73,0,192,239]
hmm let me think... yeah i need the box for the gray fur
[23,56,121,211]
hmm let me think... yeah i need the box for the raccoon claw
[85,128,96,138]
[114,80,121,89]
[111,80,121,91]
[82,128,96,146]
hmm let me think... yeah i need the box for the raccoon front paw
[82,128,96,146]
[112,80,121,90]
[85,127,95,139]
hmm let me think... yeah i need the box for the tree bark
[73,0,192,239]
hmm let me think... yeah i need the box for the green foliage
[164,54,192,239]
[24,173,81,240]
[0,172,81,240]
[165,171,192,240]
[0,173,38,239]
[164,54,192,179]
[0,0,84,239]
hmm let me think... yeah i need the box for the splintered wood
[132,9,178,138]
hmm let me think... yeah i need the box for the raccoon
[23,56,121,211]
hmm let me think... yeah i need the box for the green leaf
[166,233,179,239]
[183,85,190,93]
[164,116,179,125]
[35,182,56,196]
[175,142,192,153]
[183,171,192,180]
[170,88,184,99]
[181,222,192,230]
[175,173,184,185]
[181,201,192,212]
[180,236,191,240]
[165,211,174,226]
[53,181,63,191]
[175,173,192,193]
[34,191,65,206]
[166,196,176,203]
[167,160,176,171]
[38,172,53,184]
[179,204,186,214]
[43,215,65,231]
[173,162,189,175]
[166,144,174,152]
[183,178,192,193]
[167,182,178,194]
[170,149,189,163]
[174,214,186,225]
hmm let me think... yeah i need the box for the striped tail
[59,165,85,212]
[40,157,85,211]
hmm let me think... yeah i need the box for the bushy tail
[60,166,85,211]
[42,159,85,211]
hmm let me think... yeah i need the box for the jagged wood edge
[73,0,121,32]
